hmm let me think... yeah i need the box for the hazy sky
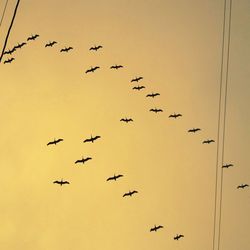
[0,1,249,250]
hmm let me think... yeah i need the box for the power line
[0,0,9,28]
[217,0,233,249]
[0,0,20,63]
[212,0,227,249]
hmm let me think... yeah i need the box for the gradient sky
[0,1,249,250]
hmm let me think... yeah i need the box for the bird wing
[123,193,129,197]
[53,181,60,184]
[85,69,91,73]
[84,138,91,143]
[107,177,114,181]
[47,141,54,146]
[86,157,92,161]
[75,160,82,164]
[63,181,70,184]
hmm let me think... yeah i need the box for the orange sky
[0,1,249,250]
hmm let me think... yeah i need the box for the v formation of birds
[2,33,248,242]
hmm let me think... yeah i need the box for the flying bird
[14,42,26,49]
[110,64,123,69]
[150,108,163,113]
[237,184,249,189]
[89,45,103,51]
[123,190,138,197]
[120,118,133,123]
[47,138,63,146]
[106,174,124,181]
[133,85,145,90]
[45,41,57,47]
[75,157,92,164]
[150,225,163,232]
[4,58,15,64]
[60,47,73,52]
[27,34,39,41]
[174,234,184,240]
[131,77,143,83]
[222,163,234,168]
[3,47,16,55]
[169,113,182,118]
[202,139,215,144]
[83,135,101,143]
[188,128,201,133]
[53,179,70,186]
[146,93,160,98]
[85,66,100,73]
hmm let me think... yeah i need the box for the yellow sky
[0,0,249,250]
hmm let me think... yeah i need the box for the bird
[174,234,184,240]
[89,45,103,51]
[85,66,100,73]
[53,179,70,186]
[110,64,123,69]
[120,118,133,123]
[14,42,26,49]
[146,93,160,98]
[169,113,182,118]
[47,138,63,146]
[222,163,234,168]
[60,47,73,52]
[4,58,15,64]
[188,128,201,133]
[45,41,57,47]
[150,225,163,232]
[150,108,163,113]
[3,47,16,55]
[83,135,101,143]
[237,184,249,189]
[131,77,143,83]
[106,174,124,181]
[202,139,215,144]
[27,34,39,41]
[123,190,138,197]
[133,85,145,90]
[75,157,92,164]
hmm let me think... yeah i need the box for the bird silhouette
[174,234,184,240]
[133,85,145,90]
[120,118,133,123]
[107,174,124,181]
[110,64,123,69]
[4,58,15,64]
[131,77,143,83]
[60,47,73,52]
[47,138,63,146]
[83,135,101,143]
[123,190,138,197]
[53,179,70,186]
[27,34,39,41]
[237,184,249,189]
[85,66,100,73]
[14,42,26,49]
[222,163,234,168]
[89,45,103,51]
[150,108,163,113]
[188,128,201,133]
[146,93,160,98]
[45,41,57,47]
[3,47,16,55]
[150,225,163,232]
[75,157,92,164]
[169,113,182,118]
[202,139,215,144]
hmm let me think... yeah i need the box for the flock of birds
[2,32,249,243]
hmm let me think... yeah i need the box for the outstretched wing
[62,181,70,184]
[75,160,82,164]
[84,138,91,143]
[107,177,115,181]
[53,181,60,184]
[47,141,54,146]
[123,193,129,197]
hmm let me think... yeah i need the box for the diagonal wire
[0,0,20,63]
[212,0,227,249]
[217,0,233,249]
[0,0,9,28]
